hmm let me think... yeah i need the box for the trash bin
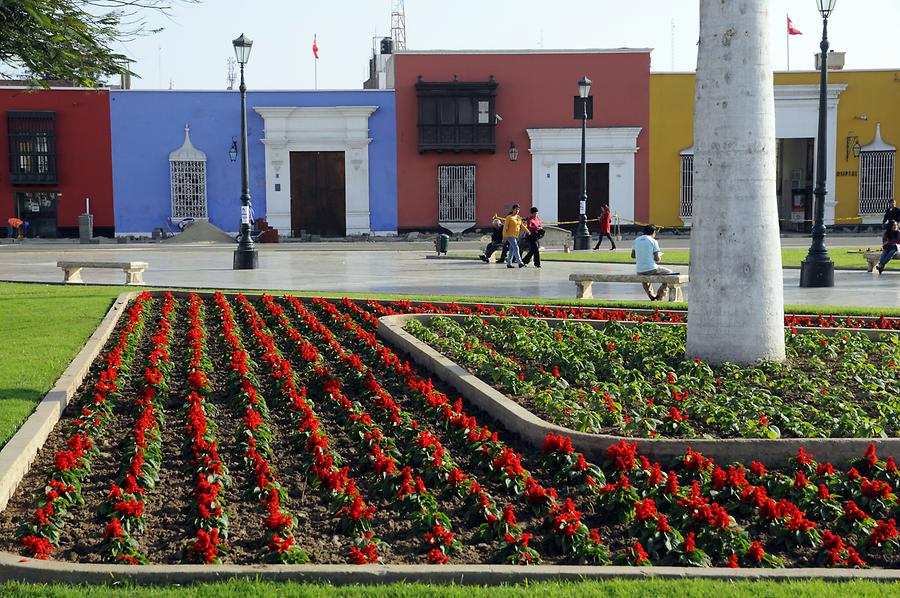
[435,233,449,255]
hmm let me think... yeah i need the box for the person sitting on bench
[631,224,672,301]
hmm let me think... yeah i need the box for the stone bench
[865,251,899,272]
[569,272,689,301]
[57,261,148,285]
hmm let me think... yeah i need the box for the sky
[113,0,900,90]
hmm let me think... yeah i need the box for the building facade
[110,89,397,236]
[390,50,651,233]
[0,88,114,237]
[650,69,899,229]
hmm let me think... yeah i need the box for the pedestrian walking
[593,204,616,250]
[876,220,900,274]
[522,207,544,268]
[502,204,526,268]
[883,199,900,225]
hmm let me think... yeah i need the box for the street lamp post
[573,75,592,250]
[799,0,837,287]
[232,33,258,270]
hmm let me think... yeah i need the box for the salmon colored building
[0,88,114,237]
[391,50,651,233]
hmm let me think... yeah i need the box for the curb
[4,551,900,584]
[0,292,138,513]
[377,313,900,467]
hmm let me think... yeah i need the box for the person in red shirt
[593,204,616,250]
[522,207,543,268]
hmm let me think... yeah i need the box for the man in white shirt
[631,224,673,301]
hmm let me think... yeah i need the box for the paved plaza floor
[1,240,898,308]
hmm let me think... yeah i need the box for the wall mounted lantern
[508,140,518,162]
[229,137,238,162]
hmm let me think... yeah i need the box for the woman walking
[876,220,900,274]
[593,204,616,250]
[522,207,543,268]
[503,204,526,268]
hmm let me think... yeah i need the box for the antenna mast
[226,57,237,90]
[391,0,407,51]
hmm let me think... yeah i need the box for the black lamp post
[573,75,592,250]
[799,0,837,287]
[232,33,258,270]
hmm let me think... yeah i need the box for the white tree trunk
[685,0,786,364]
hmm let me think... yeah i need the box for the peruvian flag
[787,17,802,35]
[312,34,319,59]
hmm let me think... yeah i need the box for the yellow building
[650,69,899,228]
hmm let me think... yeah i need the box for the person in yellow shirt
[502,204,526,268]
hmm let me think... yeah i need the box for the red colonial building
[389,49,651,233]
[0,87,114,237]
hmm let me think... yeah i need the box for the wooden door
[290,151,346,237]
[557,163,609,232]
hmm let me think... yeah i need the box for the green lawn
[539,247,872,269]
[0,283,124,448]
[2,579,899,598]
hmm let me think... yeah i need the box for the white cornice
[774,83,847,101]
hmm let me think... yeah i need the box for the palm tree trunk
[685,0,786,364]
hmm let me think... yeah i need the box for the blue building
[110,90,397,236]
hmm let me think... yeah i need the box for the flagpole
[786,14,790,71]
[314,33,318,90]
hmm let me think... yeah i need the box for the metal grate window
[7,111,57,184]
[170,160,208,219]
[679,153,694,218]
[859,150,895,216]
[438,164,476,229]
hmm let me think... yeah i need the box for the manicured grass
[2,579,899,598]
[0,283,123,449]
[540,247,872,269]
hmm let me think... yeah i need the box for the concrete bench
[569,272,689,301]
[57,261,148,285]
[865,251,899,272]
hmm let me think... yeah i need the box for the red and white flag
[312,35,319,59]
[787,17,802,35]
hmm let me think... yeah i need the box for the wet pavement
[0,240,897,308]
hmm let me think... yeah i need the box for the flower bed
[403,315,900,440]
[1,293,899,570]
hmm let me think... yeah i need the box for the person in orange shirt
[7,217,24,241]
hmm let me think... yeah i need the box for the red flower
[656,514,671,533]
[683,532,696,553]
[864,443,878,469]
[20,535,53,559]
[543,432,574,455]
[844,501,869,522]
[747,540,765,562]
[758,413,769,426]
[104,518,125,540]
[426,548,449,564]
[629,541,650,565]
[727,553,740,568]
[53,450,77,472]
[667,406,688,422]
[868,519,899,547]
[861,478,892,499]
[634,498,658,522]
[606,440,637,472]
